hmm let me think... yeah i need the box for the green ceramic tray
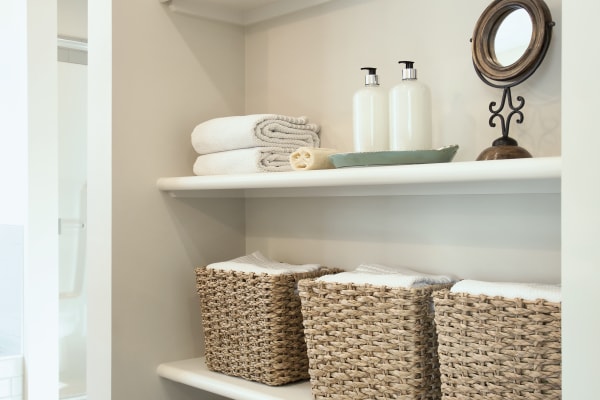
[329,145,459,168]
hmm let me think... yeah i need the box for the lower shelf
[156,357,313,400]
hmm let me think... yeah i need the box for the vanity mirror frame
[472,0,553,86]
[471,0,554,160]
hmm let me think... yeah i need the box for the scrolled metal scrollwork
[488,87,525,139]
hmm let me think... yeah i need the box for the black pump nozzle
[361,67,377,75]
[360,67,380,86]
[398,61,417,80]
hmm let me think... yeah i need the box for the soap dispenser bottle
[389,61,432,150]
[353,67,389,152]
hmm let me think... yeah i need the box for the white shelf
[159,0,332,26]
[157,157,561,198]
[157,357,312,400]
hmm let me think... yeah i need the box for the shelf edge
[157,157,561,198]
[157,357,313,400]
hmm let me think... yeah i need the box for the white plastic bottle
[389,61,432,150]
[353,67,389,152]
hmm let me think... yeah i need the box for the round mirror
[472,0,552,84]
[493,9,533,66]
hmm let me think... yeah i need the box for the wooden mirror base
[476,145,532,160]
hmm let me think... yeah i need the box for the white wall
[25,0,60,398]
[246,194,560,283]
[0,226,24,359]
[58,0,88,39]
[0,12,27,397]
[562,1,600,398]
[87,0,111,398]
[2,1,59,398]
[245,0,561,161]
[109,0,246,399]
[0,1,27,226]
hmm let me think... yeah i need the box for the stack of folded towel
[317,263,455,288]
[207,251,322,275]
[191,114,321,175]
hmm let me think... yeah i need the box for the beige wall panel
[245,0,561,161]
[111,0,245,399]
[246,194,561,284]
[58,0,88,39]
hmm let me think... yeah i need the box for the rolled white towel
[290,147,339,170]
[193,147,294,175]
[207,251,322,275]
[191,114,320,155]
[317,264,455,288]
[450,279,561,302]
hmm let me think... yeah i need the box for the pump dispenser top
[353,67,388,152]
[398,61,418,80]
[389,60,432,151]
[361,67,380,86]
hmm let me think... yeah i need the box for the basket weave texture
[432,289,562,400]
[195,266,339,386]
[298,279,452,399]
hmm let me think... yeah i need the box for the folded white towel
[450,279,561,302]
[191,114,320,155]
[316,264,455,288]
[207,251,322,275]
[193,147,294,175]
[290,147,339,170]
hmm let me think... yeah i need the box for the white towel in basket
[450,279,561,302]
[191,114,320,155]
[316,264,455,288]
[207,251,321,275]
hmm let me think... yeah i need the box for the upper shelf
[156,157,561,198]
[159,0,332,26]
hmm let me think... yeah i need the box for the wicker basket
[298,279,452,399]
[195,266,339,386]
[432,289,562,400]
